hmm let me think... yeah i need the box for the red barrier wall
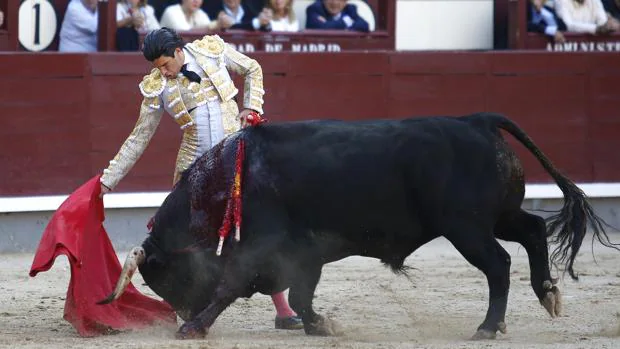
[1,51,619,196]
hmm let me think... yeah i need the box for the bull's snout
[97,246,145,305]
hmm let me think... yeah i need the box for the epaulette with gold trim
[189,35,225,58]
[139,68,167,98]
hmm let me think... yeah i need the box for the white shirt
[59,0,98,52]
[116,2,161,32]
[556,0,608,33]
[160,4,212,31]
[270,17,300,32]
[224,5,245,24]
[165,48,224,152]
[225,5,263,30]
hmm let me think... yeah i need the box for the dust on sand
[1,233,619,349]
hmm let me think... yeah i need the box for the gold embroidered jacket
[100,35,264,190]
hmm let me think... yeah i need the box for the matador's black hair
[142,27,185,62]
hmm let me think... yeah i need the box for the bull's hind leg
[288,262,342,336]
[444,222,511,340]
[495,210,561,317]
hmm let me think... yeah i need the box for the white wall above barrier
[2,183,620,213]
[396,0,494,50]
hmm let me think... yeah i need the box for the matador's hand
[99,183,111,198]
[238,109,260,128]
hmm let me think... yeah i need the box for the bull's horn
[97,246,145,305]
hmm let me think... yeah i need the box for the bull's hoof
[540,280,562,318]
[175,322,207,340]
[304,315,343,336]
[497,321,507,334]
[471,329,496,340]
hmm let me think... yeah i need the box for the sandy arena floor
[1,234,619,349]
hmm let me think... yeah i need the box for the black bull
[100,113,618,340]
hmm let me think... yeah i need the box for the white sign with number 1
[19,0,57,52]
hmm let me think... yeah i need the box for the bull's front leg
[175,281,238,339]
[175,258,250,340]
[289,263,342,336]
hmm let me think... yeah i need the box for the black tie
[180,64,201,83]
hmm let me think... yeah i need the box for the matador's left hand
[238,109,258,128]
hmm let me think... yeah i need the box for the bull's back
[242,116,505,235]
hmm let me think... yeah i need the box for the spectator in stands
[602,0,620,20]
[0,9,4,28]
[528,0,567,43]
[117,0,161,51]
[555,0,620,34]
[264,0,299,31]
[208,0,272,31]
[149,0,176,20]
[160,0,218,31]
[59,0,99,52]
[118,0,161,32]
[204,0,265,19]
[305,0,369,32]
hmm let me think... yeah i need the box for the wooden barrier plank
[0,54,86,77]
[487,75,587,104]
[389,74,488,102]
[89,53,150,75]
[288,52,388,75]
[0,105,88,137]
[590,142,620,181]
[0,79,88,106]
[0,131,92,195]
[589,75,620,102]
[388,74,488,117]
[490,52,589,75]
[587,55,620,74]
[261,75,289,116]
[250,53,290,74]
[287,74,386,120]
[390,52,489,75]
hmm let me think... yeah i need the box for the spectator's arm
[159,7,182,31]
[305,7,347,29]
[290,19,300,32]
[116,5,131,27]
[231,19,257,30]
[117,17,133,28]
[540,8,559,36]
[593,0,610,25]
[193,9,219,31]
[345,6,369,32]
[543,25,559,36]
[556,0,597,33]
[145,6,161,30]
[251,17,272,31]
[69,5,98,34]
[527,21,544,33]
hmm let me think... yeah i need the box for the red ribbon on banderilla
[215,111,266,256]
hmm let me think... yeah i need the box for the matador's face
[153,48,185,79]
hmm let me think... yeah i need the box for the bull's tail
[477,113,620,280]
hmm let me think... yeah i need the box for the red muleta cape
[29,175,177,337]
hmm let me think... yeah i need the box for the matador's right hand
[99,183,111,198]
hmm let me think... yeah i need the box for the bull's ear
[146,253,166,268]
